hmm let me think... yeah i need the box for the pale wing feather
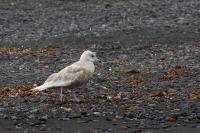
[43,62,80,84]
[58,64,91,87]
[43,62,91,88]
[33,61,92,91]
[44,73,58,83]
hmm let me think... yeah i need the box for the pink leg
[67,89,80,102]
[60,87,63,102]
[72,91,80,103]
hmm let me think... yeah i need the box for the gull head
[80,50,100,63]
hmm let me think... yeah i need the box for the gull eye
[91,54,94,58]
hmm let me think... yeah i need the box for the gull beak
[95,57,102,63]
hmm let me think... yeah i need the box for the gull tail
[32,83,52,91]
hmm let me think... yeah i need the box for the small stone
[0,107,7,112]
[162,124,170,129]
[76,130,83,133]
[39,115,48,121]
[105,3,111,8]
[31,128,36,131]
[121,125,130,130]
[106,117,112,121]
[69,23,78,31]
[132,129,142,133]
[93,112,101,116]
[196,125,200,128]
[0,113,3,118]
[149,104,156,107]
[30,109,39,113]
[10,2,15,6]
[124,112,134,119]
[59,118,70,121]
[60,107,72,112]
[15,125,22,130]
[40,127,47,131]
[164,128,171,131]
[69,113,81,119]
[23,129,29,133]
[15,123,22,130]
[81,111,87,116]
[33,83,37,87]
[27,114,35,119]
[115,115,123,119]
[55,127,62,131]
[31,121,46,126]
[78,118,92,123]
[11,116,18,120]
[3,114,8,119]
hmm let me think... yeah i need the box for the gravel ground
[0,0,200,133]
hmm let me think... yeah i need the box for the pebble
[59,118,70,121]
[40,115,48,121]
[121,125,130,130]
[0,107,7,112]
[11,116,18,120]
[78,118,92,123]
[15,123,23,130]
[27,114,35,119]
[93,112,101,116]
[0,113,4,119]
[115,115,123,119]
[23,129,29,133]
[132,129,142,133]
[3,114,8,119]
[60,107,72,112]
[30,121,46,126]
[69,113,81,119]
[105,117,112,121]
[40,127,47,131]
[162,125,170,129]
[80,111,87,116]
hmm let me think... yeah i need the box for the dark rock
[121,125,131,130]
[80,111,87,116]
[124,113,134,119]
[132,129,142,133]
[162,124,170,129]
[78,118,92,123]
[105,3,111,8]
[69,113,81,119]
[59,118,70,121]
[106,117,112,121]
[15,123,23,130]
[3,114,8,119]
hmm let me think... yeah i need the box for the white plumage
[32,50,99,101]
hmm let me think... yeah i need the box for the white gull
[32,50,100,101]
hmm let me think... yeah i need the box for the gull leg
[67,89,80,102]
[72,91,80,103]
[60,87,63,102]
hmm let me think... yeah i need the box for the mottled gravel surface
[0,0,200,133]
